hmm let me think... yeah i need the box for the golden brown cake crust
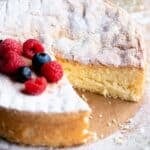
[0,107,90,147]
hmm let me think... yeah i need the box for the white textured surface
[0,0,144,68]
[0,74,90,113]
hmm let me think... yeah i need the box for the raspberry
[0,51,26,75]
[0,38,22,56]
[24,77,47,95]
[41,61,63,83]
[23,39,44,59]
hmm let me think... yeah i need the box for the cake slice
[0,0,92,147]
[0,74,91,147]
[52,1,145,101]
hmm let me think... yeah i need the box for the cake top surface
[0,74,90,113]
[0,0,145,68]
[0,0,92,113]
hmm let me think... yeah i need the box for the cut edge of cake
[56,57,145,101]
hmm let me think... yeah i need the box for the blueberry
[32,53,51,71]
[17,66,32,82]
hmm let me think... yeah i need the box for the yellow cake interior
[57,57,145,101]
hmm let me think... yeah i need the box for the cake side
[0,107,90,147]
[57,57,145,101]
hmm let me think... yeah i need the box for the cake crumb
[108,101,112,105]
[81,94,88,102]
[127,118,133,123]
[118,123,122,128]
[89,115,93,119]
[114,135,124,145]
[99,114,103,118]
[100,134,104,139]
[88,132,98,142]
[107,122,112,127]
[112,118,118,125]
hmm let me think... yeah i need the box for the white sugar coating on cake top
[0,0,144,68]
[0,0,90,113]
[0,74,90,113]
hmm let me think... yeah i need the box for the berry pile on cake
[0,38,91,147]
[0,38,63,95]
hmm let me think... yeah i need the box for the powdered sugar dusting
[52,1,144,68]
[0,0,144,68]
[0,74,90,113]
